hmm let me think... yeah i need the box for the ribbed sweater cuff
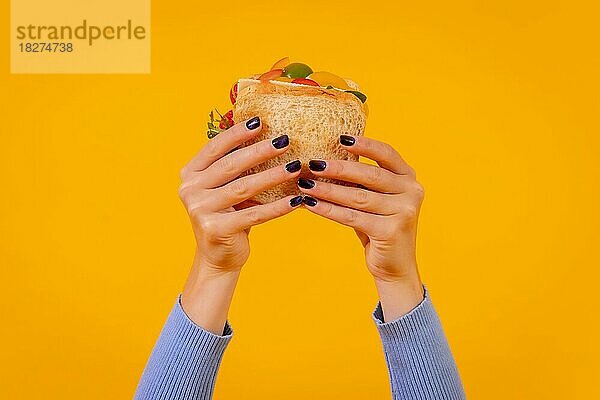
[134,296,233,400]
[372,285,432,341]
[372,287,465,399]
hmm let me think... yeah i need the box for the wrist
[193,249,244,276]
[374,273,424,322]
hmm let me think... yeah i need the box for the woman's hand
[178,117,303,333]
[297,134,425,321]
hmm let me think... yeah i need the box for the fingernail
[308,160,326,171]
[340,134,356,146]
[285,159,301,173]
[272,134,289,149]
[246,116,260,130]
[297,177,315,189]
[290,195,303,207]
[303,196,318,207]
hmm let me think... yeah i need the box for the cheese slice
[237,78,361,96]
[237,78,332,93]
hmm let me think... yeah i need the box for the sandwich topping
[207,57,367,139]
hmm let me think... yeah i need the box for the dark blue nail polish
[303,196,318,207]
[290,195,303,207]
[285,159,301,173]
[297,178,315,189]
[308,160,326,171]
[340,134,355,146]
[272,135,289,149]
[246,116,260,130]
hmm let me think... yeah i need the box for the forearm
[135,258,238,400]
[374,285,465,400]
[374,271,424,322]
[182,255,240,335]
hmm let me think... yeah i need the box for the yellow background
[1,0,599,398]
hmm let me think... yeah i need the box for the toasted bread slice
[233,80,367,204]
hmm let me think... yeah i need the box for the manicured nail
[297,178,315,189]
[246,116,260,130]
[290,195,303,207]
[340,134,356,146]
[272,134,289,149]
[308,160,326,171]
[285,159,301,173]
[303,196,318,207]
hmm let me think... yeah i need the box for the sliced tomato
[229,83,238,105]
[271,57,290,70]
[219,110,234,129]
[259,69,283,81]
[292,78,319,86]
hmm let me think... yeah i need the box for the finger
[301,196,384,236]
[209,160,302,209]
[356,230,369,247]
[181,116,262,176]
[233,199,260,211]
[308,159,404,193]
[296,178,399,215]
[200,134,290,188]
[339,135,415,176]
[220,195,304,232]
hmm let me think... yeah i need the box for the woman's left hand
[297,134,426,320]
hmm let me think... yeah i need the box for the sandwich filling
[208,57,367,139]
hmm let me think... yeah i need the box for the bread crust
[233,81,367,204]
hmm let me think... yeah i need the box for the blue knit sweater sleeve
[134,296,232,400]
[135,289,464,399]
[373,287,465,399]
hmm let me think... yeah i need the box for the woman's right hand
[179,116,303,272]
[178,116,303,333]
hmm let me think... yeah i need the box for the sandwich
[207,57,368,204]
